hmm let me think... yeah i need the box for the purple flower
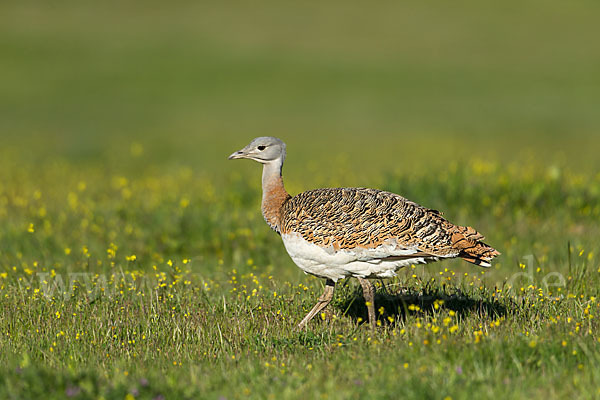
[66,386,81,397]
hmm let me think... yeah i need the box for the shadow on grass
[337,281,508,325]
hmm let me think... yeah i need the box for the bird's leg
[297,279,335,330]
[358,277,376,331]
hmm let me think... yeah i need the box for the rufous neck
[261,158,289,232]
[261,158,283,189]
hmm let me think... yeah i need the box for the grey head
[228,136,286,164]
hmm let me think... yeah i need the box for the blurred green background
[2,0,599,175]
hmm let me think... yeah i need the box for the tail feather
[451,225,500,268]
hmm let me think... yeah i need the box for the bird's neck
[261,159,290,233]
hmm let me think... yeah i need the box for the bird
[228,136,500,330]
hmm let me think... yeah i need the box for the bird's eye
[257,145,266,151]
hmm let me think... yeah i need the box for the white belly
[281,232,442,282]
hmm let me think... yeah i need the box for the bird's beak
[228,150,246,160]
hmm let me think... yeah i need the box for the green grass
[2,0,600,398]
[1,157,599,399]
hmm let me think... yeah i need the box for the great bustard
[229,137,499,330]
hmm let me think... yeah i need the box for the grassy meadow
[1,1,600,399]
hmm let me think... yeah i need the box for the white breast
[281,232,441,282]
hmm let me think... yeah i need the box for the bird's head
[228,137,286,164]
